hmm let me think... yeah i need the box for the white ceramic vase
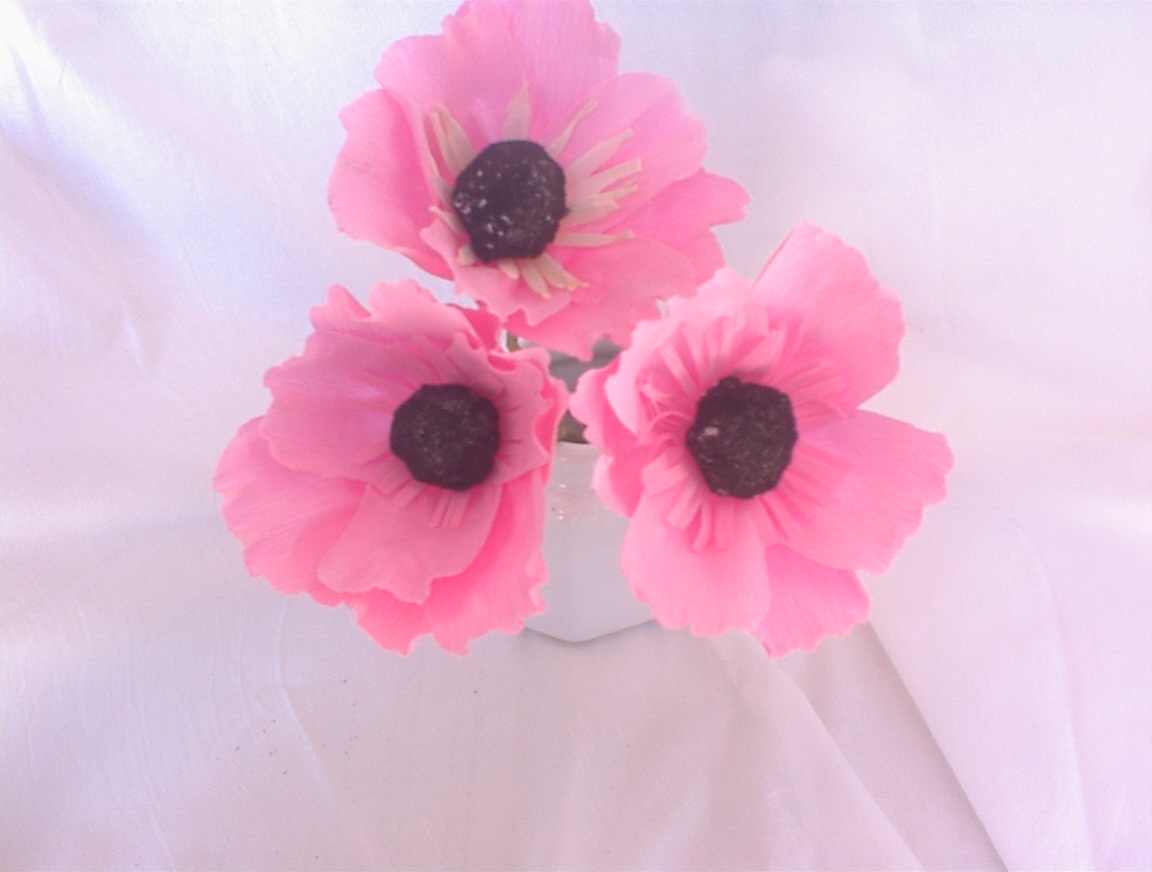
[524,441,653,642]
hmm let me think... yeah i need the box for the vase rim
[553,440,599,461]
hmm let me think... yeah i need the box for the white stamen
[604,182,639,203]
[433,175,453,204]
[667,480,699,530]
[431,206,465,235]
[429,490,468,529]
[563,194,626,228]
[503,81,532,140]
[565,129,634,181]
[553,230,632,248]
[518,259,551,298]
[442,492,467,529]
[392,477,424,508]
[430,491,450,527]
[548,99,597,156]
[432,107,476,178]
[569,157,643,202]
[424,99,648,298]
[377,460,412,496]
[535,253,583,290]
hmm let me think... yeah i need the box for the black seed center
[451,140,568,262]
[686,377,797,499]
[389,384,500,491]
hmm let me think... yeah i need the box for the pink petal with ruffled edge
[749,222,904,408]
[215,270,567,655]
[214,420,362,597]
[624,170,750,284]
[311,333,565,603]
[570,355,646,517]
[317,478,500,601]
[329,93,446,277]
[345,591,434,656]
[376,0,619,146]
[472,344,561,484]
[599,302,689,435]
[261,337,425,482]
[494,0,619,133]
[621,488,773,636]
[556,72,705,211]
[603,277,772,438]
[755,547,871,657]
[573,222,952,651]
[779,410,954,573]
[331,0,746,360]
[503,236,698,359]
[302,279,490,358]
[573,280,784,521]
[422,472,548,654]
[262,283,534,486]
[347,473,551,656]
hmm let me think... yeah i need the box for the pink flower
[570,223,953,656]
[329,0,748,360]
[213,281,566,654]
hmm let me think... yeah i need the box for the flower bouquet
[215,0,953,657]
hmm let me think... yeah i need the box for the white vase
[524,441,653,642]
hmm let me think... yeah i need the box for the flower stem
[556,414,588,444]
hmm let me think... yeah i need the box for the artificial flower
[329,0,748,360]
[214,281,566,654]
[570,222,953,656]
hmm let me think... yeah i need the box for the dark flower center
[389,384,500,491]
[451,140,568,262]
[686,377,797,499]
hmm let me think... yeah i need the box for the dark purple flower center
[390,384,500,491]
[686,377,797,499]
[451,140,568,262]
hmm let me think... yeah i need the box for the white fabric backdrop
[3,1,1150,868]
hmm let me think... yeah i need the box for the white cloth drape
[3,2,1149,868]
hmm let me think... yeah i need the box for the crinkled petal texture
[329,0,748,360]
[214,281,566,655]
[571,223,953,654]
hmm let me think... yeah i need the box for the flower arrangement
[215,0,952,657]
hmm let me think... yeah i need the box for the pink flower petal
[417,218,573,325]
[500,0,620,128]
[317,462,501,602]
[621,488,773,636]
[571,356,646,517]
[569,221,951,653]
[261,283,530,485]
[754,548,871,657]
[328,92,447,277]
[377,0,619,146]
[347,591,434,656]
[332,0,746,359]
[478,344,564,483]
[625,170,750,283]
[354,281,486,349]
[215,273,566,655]
[560,72,705,207]
[503,235,698,359]
[260,337,416,481]
[750,222,904,407]
[214,419,361,597]
[782,410,954,573]
[600,300,689,434]
[423,472,548,654]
